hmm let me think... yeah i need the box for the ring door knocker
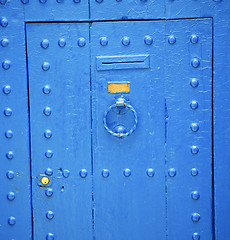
[103,97,138,138]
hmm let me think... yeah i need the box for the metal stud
[6,171,15,179]
[101,169,110,178]
[0,0,7,5]
[95,0,103,3]
[62,169,70,178]
[42,62,50,71]
[5,130,13,139]
[2,60,11,70]
[190,78,199,88]
[191,168,199,176]
[122,36,130,46]
[73,0,81,2]
[191,58,200,68]
[44,130,52,139]
[6,151,14,159]
[43,107,52,116]
[43,85,51,94]
[191,213,200,222]
[168,35,176,44]
[190,34,199,44]
[168,168,176,177]
[190,123,199,132]
[144,35,153,45]
[190,100,199,110]
[8,217,16,225]
[3,85,11,94]
[78,37,86,47]
[191,145,199,154]
[21,0,29,3]
[192,233,201,240]
[123,168,131,177]
[39,0,47,3]
[79,169,87,178]
[45,188,53,197]
[58,38,66,47]
[146,168,155,177]
[191,191,200,200]
[100,37,108,46]
[4,108,12,116]
[41,39,49,49]
[45,168,53,176]
[7,192,15,201]
[46,233,55,240]
[0,17,8,27]
[46,210,54,220]
[45,150,53,158]
[1,38,9,47]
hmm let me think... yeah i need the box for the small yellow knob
[41,176,49,185]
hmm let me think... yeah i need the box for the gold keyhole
[41,176,49,185]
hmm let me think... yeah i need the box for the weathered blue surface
[0,1,230,240]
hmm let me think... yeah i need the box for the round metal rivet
[168,168,176,177]
[192,233,200,240]
[1,38,9,47]
[41,176,50,185]
[168,35,176,44]
[190,78,199,88]
[190,123,199,132]
[191,145,199,154]
[191,168,199,176]
[58,38,66,47]
[190,34,199,44]
[46,233,55,240]
[43,107,52,116]
[4,108,12,116]
[95,0,103,3]
[122,36,130,46]
[46,210,54,220]
[0,0,7,5]
[21,0,29,3]
[0,17,8,27]
[41,39,49,49]
[5,130,13,139]
[6,171,15,179]
[191,58,200,68]
[45,188,53,197]
[73,0,81,2]
[45,150,53,158]
[79,169,87,178]
[44,129,52,139]
[100,37,108,46]
[191,213,200,222]
[2,60,11,70]
[7,192,15,201]
[190,100,199,110]
[6,151,14,160]
[62,169,70,178]
[3,85,11,94]
[123,168,131,177]
[42,62,50,71]
[45,168,53,176]
[39,0,47,3]
[144,35,153,45]
[191,191,200,200]
[78,37,86,47]
[43,85,51,94]
[101,169,110,178]
[8,217,16,225]
[146,168,155,177]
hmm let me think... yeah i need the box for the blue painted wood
[91,21,166,240]
[26,23,92,240]
[0,2,32,239]
[165,18,213,240]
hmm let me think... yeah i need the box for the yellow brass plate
[108,82,130,94]
[41,176,49,185]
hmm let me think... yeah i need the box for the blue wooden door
[26,19,212,240]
